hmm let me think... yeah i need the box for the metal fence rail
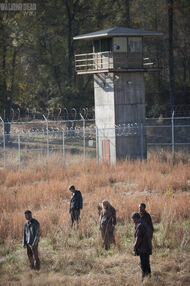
[75,51,159,73]
[75,51,113,72]
[0,116,190,168]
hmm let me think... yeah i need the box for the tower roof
[73,26,163,40]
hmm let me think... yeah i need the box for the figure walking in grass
[131,212,152,281]
[23,210,40,270]
[99,200,116,250]
[69,185,83,227]
[139,203,154,239]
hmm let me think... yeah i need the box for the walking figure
[139,203,154,238]
[69,185,83,227]
[23,210,40,270]
[99,200,116,250]
[131,212,152,281]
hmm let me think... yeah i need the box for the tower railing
[75,51,113,72]
[75,51,159,73]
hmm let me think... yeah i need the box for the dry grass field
[0,152,190,286]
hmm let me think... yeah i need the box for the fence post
[0,117,6,168]
[171,110,175,159]
[18,134,21,169]
[140,123,144,160]
[80,113,86,162]
[96,126,99,163]
[43,115,49,162]
[62,130,65,165]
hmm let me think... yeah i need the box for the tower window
[94,38,112,52]
[128,37,142,53]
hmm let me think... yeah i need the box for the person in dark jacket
[99,200,116,250]
[131,212,152,281]
[69,185,83,227]
[139,203,154,238]
[23,210,40,270]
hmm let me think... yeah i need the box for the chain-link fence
[146,116,190,152]
[0,115,190,168]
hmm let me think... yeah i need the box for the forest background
[0,0,190,120]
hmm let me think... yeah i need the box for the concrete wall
[114,72,145,123]
[116,131,147,160]
[94,73,116,164]
[114,72,146,159]
[94,72,147,163]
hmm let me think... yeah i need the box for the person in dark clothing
[23,210,40,270]
[99,200,116,250]
[139,203,154,238]
[131,212,152,281]
[69,185,83,227]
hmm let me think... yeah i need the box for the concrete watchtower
[74,27,162,164]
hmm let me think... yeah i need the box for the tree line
[0,0,190,121]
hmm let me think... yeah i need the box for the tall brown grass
[0,153,190,285]
[0,154,190,241]
[0,154,190,240]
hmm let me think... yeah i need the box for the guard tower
[74,27,162,164]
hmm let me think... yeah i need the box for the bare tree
[168,0,175,112]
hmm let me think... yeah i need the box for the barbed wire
[0,126,139,139]
[1,104,190,122]
[1,106,95,122]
